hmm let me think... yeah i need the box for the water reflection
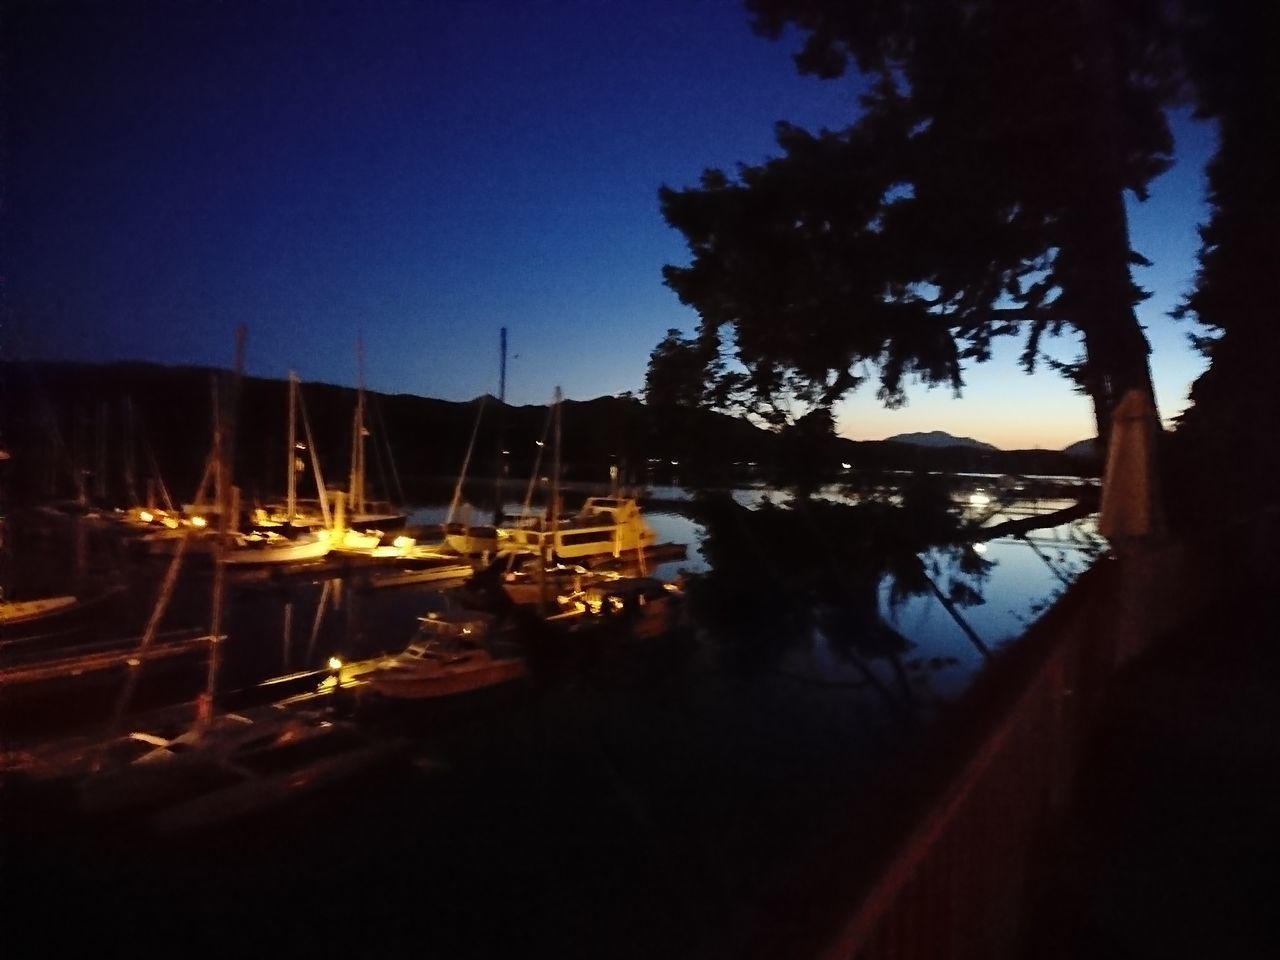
[3,479,1102,742]
[3,483,1107,959]
[642,481,1104,711]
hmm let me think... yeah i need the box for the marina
[2,463,1108,960]
[5,0,1266,953]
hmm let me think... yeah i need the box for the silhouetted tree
[658,0,1180,449]
[1168,0,1280,513]
[643,327,719,411]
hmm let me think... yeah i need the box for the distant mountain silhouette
[1061,438,1101,458]
[883,430,999,452]
[0,360,1101,505]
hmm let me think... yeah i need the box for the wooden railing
[813,539,1206,960]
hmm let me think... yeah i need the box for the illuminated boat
[218,372,334,566]
[499,497,658,563]
[444,521,501,557]
[221,528,332,566]
[576,576,687,640]
[359,610,530,700]
[0,586,126,638]
[0,595,79,627]
[464,550,621,608]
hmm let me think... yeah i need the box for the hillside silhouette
[0,361,1099,507]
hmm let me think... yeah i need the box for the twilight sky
[7,0,1214,450]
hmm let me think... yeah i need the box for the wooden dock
[0,631,211,688]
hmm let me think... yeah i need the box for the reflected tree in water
[686,473,992,704]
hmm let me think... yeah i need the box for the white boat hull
[221,537,332,566]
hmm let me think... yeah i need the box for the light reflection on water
[875,518,1103,699]
[4,486,1107,957]
[636,495,1103,705]
[323,494,1105,705]
[5,484,1102,735]
[641,483,1104,701]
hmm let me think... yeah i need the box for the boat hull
[221,538,332,566]
[366,659,526,700]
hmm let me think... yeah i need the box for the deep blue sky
[7,0,1214,448]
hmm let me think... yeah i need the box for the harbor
[1,462,1109,957]
[9,0,1270,953]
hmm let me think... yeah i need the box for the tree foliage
[1168,0,1280,511]
[658,0,1180,443]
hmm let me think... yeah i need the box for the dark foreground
[2,645,913,960]
[1027,548,1280,959]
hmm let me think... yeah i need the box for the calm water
[2,480,1103,957]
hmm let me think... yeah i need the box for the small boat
[360,610,529,700]
[444,521,501,557]
[356,555,477,590]
[221,528,332,566]
[0,587,127,641]
[500,497,658,563]
[0,595,79,627]
[577,576,687,640]
[75,705,404,831]
[463,550,620,608]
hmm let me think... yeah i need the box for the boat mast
[446,397,486,527]
[539,386,562,615]
[492,327,507,526]
[351,339,367,517]
[287,371,298,523]
[201,324,246,730]
[297,384,332,529]
[551,385,561,556]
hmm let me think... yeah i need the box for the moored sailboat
[223,372,331,566]
[60,339,400,830]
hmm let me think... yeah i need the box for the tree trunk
[1063,0,1160,448]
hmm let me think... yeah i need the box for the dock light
[327,657,342,671]
[139,510,154,523]
[535,440,544,447]
[969,492,991,507]
[163,516,180,529]
[669,460,679,466]
[190,515,208,529]
[841,462,852,470]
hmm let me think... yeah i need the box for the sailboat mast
[493,327,507,526]
[551,386,561,552]
[353,338,367,516]
[287,371,297,522]
[349,404,360,517]
[539,386,561,615]
[202,324,246,729]
[356,390,366,515]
